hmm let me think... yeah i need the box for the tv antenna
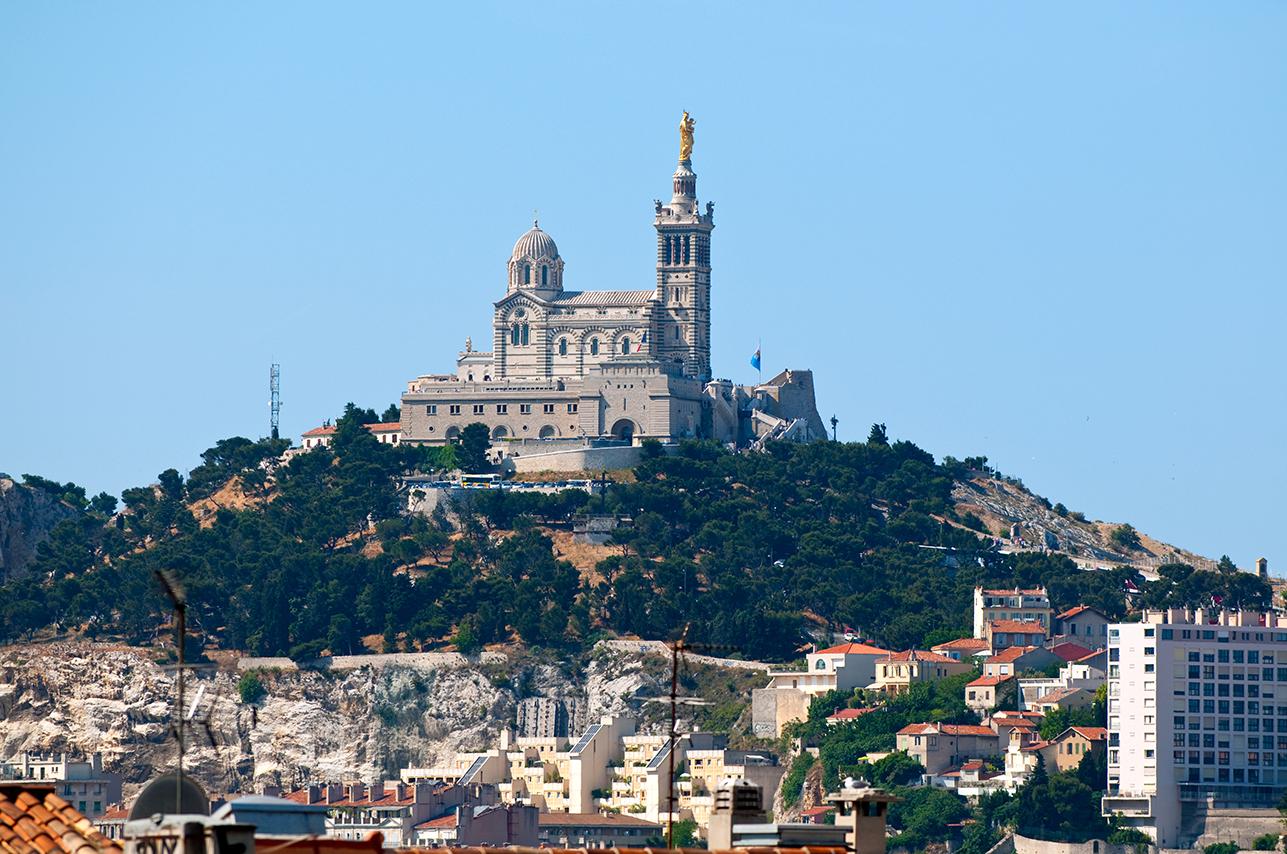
[644,626,740,847]
[154,569,190,814]
[270,363,282,440]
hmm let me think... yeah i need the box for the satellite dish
[128,771,210,820]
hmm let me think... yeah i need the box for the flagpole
[757,338,762,384]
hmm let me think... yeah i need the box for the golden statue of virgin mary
[679,111,695,162]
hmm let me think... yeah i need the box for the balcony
[1101,793,1153,818]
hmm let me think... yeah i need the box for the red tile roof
[800,806,835,817]
[898,723,997,738]
[417,848,845,854]
[537,813,661,827]
[1056,605,1106,620]
[967,675,1012,687]
[814,642,892,656]
[989,645,1041,663]
[1068,726,1108,742]
[827,707,877,721]
[884,649,956,663]
[961,760,985,771]
[301,422,400,437]
[1048,642,1095,662]
[933,638,989,652]
[0,784,121,854]
[415,815,457,829]
[988,620,1048,635]
[1034,687,1088,706]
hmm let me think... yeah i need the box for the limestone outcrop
[0,642,679,800]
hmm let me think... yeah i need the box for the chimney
[707,779,765,850]
[1257,557,1269,580]
[827,781,902,854]
[324,783,344,804]
[307,784,321,804]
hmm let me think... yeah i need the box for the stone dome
[511,223,559,261]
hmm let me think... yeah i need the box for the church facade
[390,117,825,453]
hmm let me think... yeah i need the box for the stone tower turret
[653,125,714,382]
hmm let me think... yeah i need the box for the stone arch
[538,425,557,439]
[491,425,509,440]
[445,426,461,441]
[610,419,637,442]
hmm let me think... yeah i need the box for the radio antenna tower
[270,363,282,440]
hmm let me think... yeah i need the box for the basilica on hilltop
[307,115,825,467]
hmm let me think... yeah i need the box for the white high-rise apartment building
[1103,608,1287,847]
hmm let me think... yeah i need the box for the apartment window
[567,403,578,413]
[426,405,437,415]
[497,404,508,414]
[520,404,532,414]
[472,404,485,415]
[449,405,461,416]
[543,403,555,414]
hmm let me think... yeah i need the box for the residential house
[873,651,973,694]
[1017,653,1106,711]
[1007,726,1107,789]
[282,780,495,847]
[410,803,539,847]
[1054,605,1109,643]
[965,675,1013,714]
[753,642,891,736]
[800,806,835,824]
[0,752,122,821]
[1029,687,1095,715]
[679,748,783,830]
[826,707,877,726]
[984,620,1048,653]
[537,812,662,847]
[983,646,1061,678]
[931,637,990,662]
[895,723,1000,775]
[930,759,1006,800]
[973,587,1051,639]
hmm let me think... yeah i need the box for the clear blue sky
[2,4,1284,568]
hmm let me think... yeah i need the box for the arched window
[590,338,599,356]
[523,264,531,284]
[683,235,690,264]
[558,338,568,356]
[662,238,671,265]
[541,265,548,286]
[520,323,530,345]
[510,324,520,345]
[621,337,630,354]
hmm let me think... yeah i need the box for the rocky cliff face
[0,642,679,800]
[0,477,80,582]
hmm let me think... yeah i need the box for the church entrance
[610,419,637,442]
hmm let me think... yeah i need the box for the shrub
[1111,524,1142,552]
[236,671,266,704]
[1204,843,1239,854]
[1253,834,1280,851]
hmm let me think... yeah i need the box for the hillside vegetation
[1,409,1271,662]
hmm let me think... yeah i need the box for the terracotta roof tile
[933,638,990,651]
[814,642,892,656]
[967,675,1012,687]
[0,785,121,854]
[1056,605,1106,620]
[1048,642,1096,662]
[884,649,956,663]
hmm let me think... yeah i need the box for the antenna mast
[270,363,281,440]
[155,569,188,813]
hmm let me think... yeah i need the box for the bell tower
[653,112,713,382]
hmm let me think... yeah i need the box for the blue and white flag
[750,347,761,371]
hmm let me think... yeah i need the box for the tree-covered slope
[2,409,1271,662]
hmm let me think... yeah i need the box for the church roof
[549,290,654,307]
[511,224,559,261]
